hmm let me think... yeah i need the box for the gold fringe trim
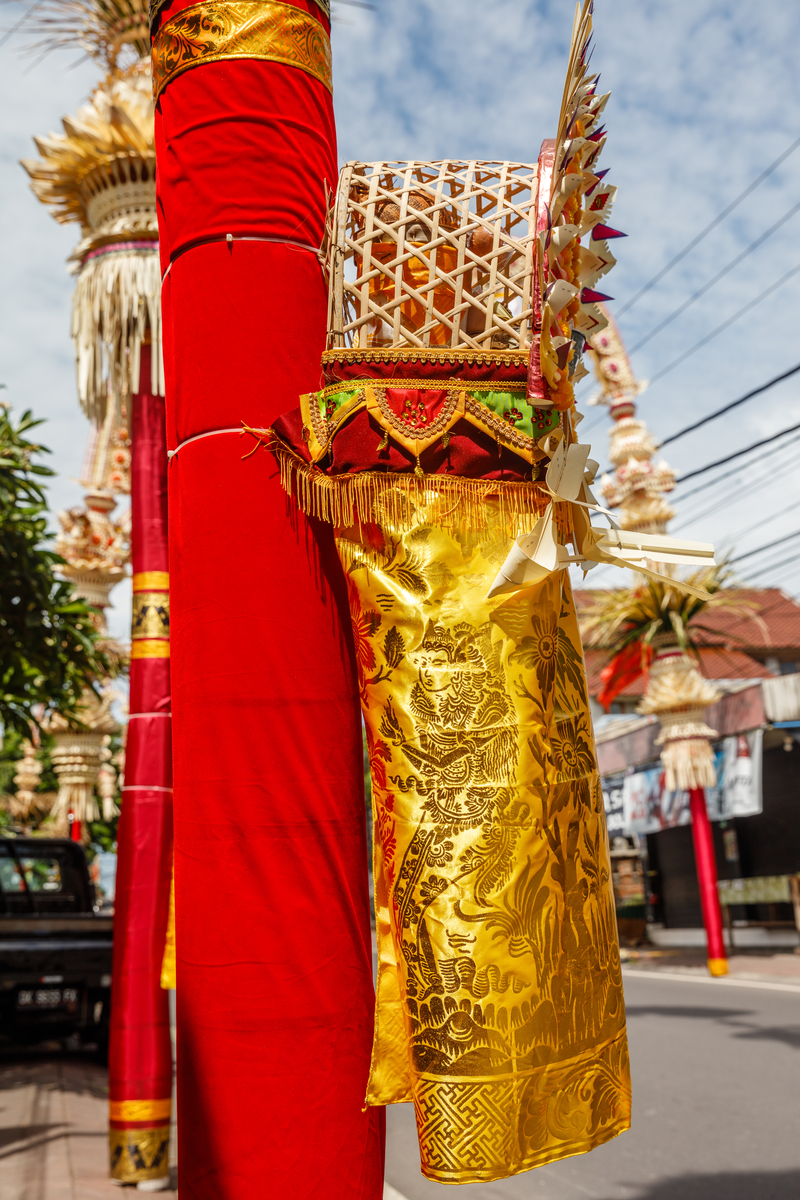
[266,432,558,536]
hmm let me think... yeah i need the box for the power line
[676,420,800,486]
[647,265,800,387]
[728,498,800,544]
[742,548,800,581]
[730,527,800,565]
[628,197,800,355]
[615,130,800,320]
[659,362,800,448]
[672,454,800,531]
[676,431,800,502]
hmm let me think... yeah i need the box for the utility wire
[616,130,800,320]
[727,497,800,545]
[742,547,800,581]
[677,431,800,501]
[672,454,800,531]
[629,197,800,355]
[647,265,800,387]
[730,527,800,565]
[676,420,800,486]
[659,362,800,448]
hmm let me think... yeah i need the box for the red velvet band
[156,43,384,1200]
[109,354,174,1117]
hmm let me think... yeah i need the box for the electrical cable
[676,430,800,501]
[741,547,800,581]
[675,420,800,486]
[647,266,800,387]
[730,527,800,565]
[628,197,800,355]
[671,446,800,530]
[615,130,800,320]
[658,362,800,448]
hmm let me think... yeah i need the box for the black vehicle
[0,837,112,1053]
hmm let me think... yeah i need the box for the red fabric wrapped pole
[689,788,728,977]
[153,3,384,1196]
[108,344,175,1183]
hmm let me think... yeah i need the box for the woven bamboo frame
[327,160,539,352]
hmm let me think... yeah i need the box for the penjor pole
[151,1,384,1195]
[108,342,175,1186]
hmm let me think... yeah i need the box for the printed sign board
[602,730,763,837]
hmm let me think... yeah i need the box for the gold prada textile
[132,592,170,640]
[130,639,171,659]
[133,571,169,592]
[337,502,630,1184]
[152,1,332,99]
[109,1098,172,1123]
[109,1125,170,1183]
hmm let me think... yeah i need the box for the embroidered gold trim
[319,378,530,399]
[152,1,332,99]
[109,1098,172,1123]
[130,640,170,659]
[132,571,169,592]
[301,381,553,463]
[322,347,530,370]
[364,384,466,457]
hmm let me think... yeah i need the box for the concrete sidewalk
[0,1052,177,1200]
[621,947,800,986]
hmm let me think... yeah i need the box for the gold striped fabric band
[152,1,332,99]
[109,1098,172,1123]
[130,640,171,659]
[133,571,169,592]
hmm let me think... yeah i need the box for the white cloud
[2,0,799,606]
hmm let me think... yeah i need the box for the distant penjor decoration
[22,0,173,1187]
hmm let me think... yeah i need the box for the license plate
[17,987,79,1010]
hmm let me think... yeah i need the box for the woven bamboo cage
[326,160,540,353]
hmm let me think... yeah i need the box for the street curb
[623,966,800,993]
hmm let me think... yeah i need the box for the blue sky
[2,0,800,637]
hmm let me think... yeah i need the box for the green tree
[0,403,111,734]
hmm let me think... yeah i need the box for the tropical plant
[0,403,113,734]
[579,562,743,656]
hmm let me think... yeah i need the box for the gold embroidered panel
[109,1126,170,1183]
[132,592,170,640]
[336,504,630,1184]
[152,1,332,99]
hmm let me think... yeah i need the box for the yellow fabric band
[152,1,332,99]
[160,865,176,990]
[133,571,169,592]
[109,1098,172,1123]
[130,640,171,659]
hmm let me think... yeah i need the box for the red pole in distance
[689,787,728,977]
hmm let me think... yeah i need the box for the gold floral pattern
[336,503,630,1185]
[152,1,332,99]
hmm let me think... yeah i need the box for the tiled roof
[583,646,773,701]
[574,587,800,653]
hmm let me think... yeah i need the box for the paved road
[384,970,800,1200]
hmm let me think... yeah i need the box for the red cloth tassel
[597,641,651,711]
[154,8,385,1197]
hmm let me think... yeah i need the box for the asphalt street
[384,970,800,1200]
